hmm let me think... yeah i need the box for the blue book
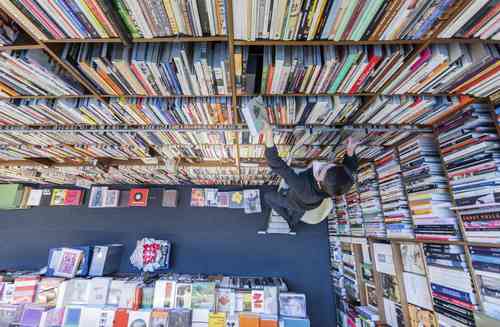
[412,0,455,40]
[46,246,92,277]
[431,283,475,305]
[282,317,311,327]
[472,255,500,265]
[62,307,81,327]
[88,244,124,276]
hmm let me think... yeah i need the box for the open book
[242,96,267,137]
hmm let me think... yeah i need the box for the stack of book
[346,183,364,237]
[354,96,471,126]
[335,194,350,235]
[469,245,500,321]
[0,9,18,45]
[240,144,290,159]
[105,166,182,185]
[181,166,241,185]
[255,45,414,95]
[0,183,33,209]
[459,204,500,244]
[64,43,231,96]
[0,165,108,185]
[288,145,333,161]
[114,0,227,38]
[398,135,459,241]
[232,0,452,41]
[357,163,385,237]
[437,104,500,210]
[0,50,82,96]
[238,130,296,146]
[382,43,500,98]
[423,243,478,327]
[439,1,500,40]
[1,0,119,39]
[375,150,413,239]
[239,96,360,125]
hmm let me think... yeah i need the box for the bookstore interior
[0,0,499,327]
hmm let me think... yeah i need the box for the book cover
[103,190,120,207]
[216,192,230,208]
[191,188,206,207]
[127,310,151,327]
[89,187,107,208]
[26,189,43,206]
[128,188,149,207]
[192,282,215,311]
[401,243,426,274]
[216,289,235,313]
[88,244,123,277]
[244,189,261,214]
[204,189,218,207]
[229,191,244,209]
[50,248,84,278]
[119,190,130,208]
[64,190,83,206]
[279,293,307,318]
[251,290,265,313]
[175,283,192,309]
[167,308,191,327]
[50,189,67,206]
[62,307,82,327]
[150,309,168,327]
[208,312,225,327]
[242,96,267,137]
[161,189,178,207]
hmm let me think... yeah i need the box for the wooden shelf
[132,36,228,43]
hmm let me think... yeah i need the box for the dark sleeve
[265,146,306,191]
[343,153,359,174]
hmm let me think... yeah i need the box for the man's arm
[344,136,360,173]
[264,124,305,191]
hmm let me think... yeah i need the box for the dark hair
[322,168,337,197]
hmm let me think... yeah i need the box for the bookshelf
[0,0,496,187]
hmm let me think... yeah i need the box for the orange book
[239,313,260,327]
[266,66,275,94]
[452,62,500,93]
[128,188,149,207]
[113,309,129,327]
[261,318,278,327]
[95,67,124,95]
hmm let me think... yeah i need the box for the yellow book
[208,312,226,327]
[76,1,108,38]
[50,189,67,206]
[163,0,179,34]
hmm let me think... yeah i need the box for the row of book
[113,0,227,38]
[0,270,310,327]
[356,163,385,237]
[233,0,471,41]
[236,43,499,98]
[64,43,231,96]
[190,188,261,214]
[0,0,226,40]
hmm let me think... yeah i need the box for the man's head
[319,167,337,197]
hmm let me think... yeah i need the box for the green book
[0,184,23,209]
[112,0,141,38]
[328,47,362,93]
[351,0,385,41]
[334,0,358,41]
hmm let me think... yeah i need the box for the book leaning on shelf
[0,9,18,46]
[0,50,83,96]
[63,43,231,96]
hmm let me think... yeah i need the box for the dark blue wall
[0,186,334,326]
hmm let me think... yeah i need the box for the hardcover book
[191,189,206,207]
[128,188,149,207]
[161,190,178,207]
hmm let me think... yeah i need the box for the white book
[87,277,112,306]
[153,280,177,309]
[373,243,395,275]
[26,189,43,206]
[403,272,433,310]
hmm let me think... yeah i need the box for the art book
[244,189,262,214]
[191,189,205,207]
[204,189,218,207]
[50,189,66,206]
[216,289,235,313]
[89,187,108,208]
[64,190,83,206]
[153,280,176,309]
[103,190,120,207]
[216,192,230,208]
[229,191,244,209]
[242,96,267,137]
[49,248,84,278]
[26,189,43,206]
[192,282,215,310]
[401,243,426,275]
[128,188,149,207]
[162,190,178,207]
[175,284,192,309]
[279,293,307,318]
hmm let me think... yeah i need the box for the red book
[128,188,149,207]
[64,190,83,206]
[113,309,129,327]
[349,47,383,93]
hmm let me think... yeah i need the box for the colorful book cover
[229,191,244,209]
[191,188,206,207]
[150,309,169,327]
[128,188,149,207]
[50,189,66,206]
[192,282,215,310]
[216,192,230,208]
[175,283,192,309]
[64,190,83,206]
[244,189,262,214]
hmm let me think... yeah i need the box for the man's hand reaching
[263,121,274,148]
[346,136,361,157]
